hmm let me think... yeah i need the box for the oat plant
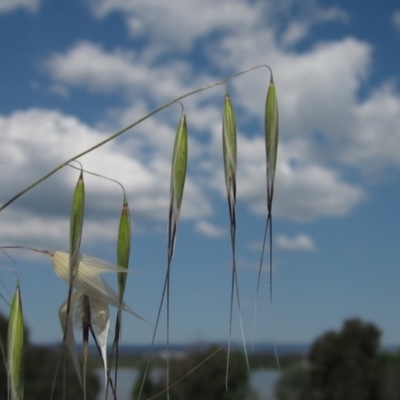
[138,106,188,400]
[253,69,280,368]
[222,88,249,389]
[0,64,278,399]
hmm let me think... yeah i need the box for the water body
[96,368,281,400]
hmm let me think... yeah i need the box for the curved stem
[0,64,271,212]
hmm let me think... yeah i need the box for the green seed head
[70,170,85,282]
[265,74,279,199]
[8,285,24,400]
[117,195,131,301]
[222,89,237,198]
[171,110,188,214]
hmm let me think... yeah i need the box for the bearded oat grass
[66,163,133,396]
[1,246,144,396]
[253,69,280,369]
[109,194,131,396]
[165,107,188,399]
[222,88,249,388]
[50,168,85,399]
[0,65,269,215]
[138,107,188,400]
[69,170,85,288]
[117,195,131,303]
[0,64,279,399]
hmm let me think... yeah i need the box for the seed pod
[8,284,24,400]
[222,89,237,202]
[117,195,131,302]
[168,109,188,262]
[265,73,279,204]
[70,170,85,283]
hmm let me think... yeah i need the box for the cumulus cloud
[233,137,365,221]
[86,0,262,52]
[0,108,212,247]
[84,0,349,60]
[5,0,400,248]
[340,83,400,171]
[44,41,195,101]
[276,234,316,251]
[194,220,226,238]
[210,25,400,175]
[42,37,371,223]
[0,0,39,13]
[280,3,348,46]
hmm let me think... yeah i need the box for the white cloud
[0,108,212,246]
[340,83,400,171]
[276,234,316,251]
[44,41,206,105]
[85,0,348,57]
[0,0,39,13]
[281,22,310,46]
[0,208,119,250]
[217,36,371,129]
[36,0,400,228]
[86,0,262,52]
[393,11,400,32]
[210,28,400,175]
[45,42,151,93]
[233,137,365,222]
[280,4,348,46]
[194,221,226,238]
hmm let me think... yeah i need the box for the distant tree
[275,319,386,400]
[274,364,309,400]
[379,350,400,400]
[145,346,251,400]
[300,318,383,400]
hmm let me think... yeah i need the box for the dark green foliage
[379,350,400,400]
[274,365,310,400]
[0,312,100,399]
[24,345,100,400]
[137,346,251,400]
[303,318,382,400]
[275,318,386,400]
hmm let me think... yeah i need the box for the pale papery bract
[52,251,145,320]
[54,251,145,387]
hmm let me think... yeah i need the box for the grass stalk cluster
[0,64,278,399]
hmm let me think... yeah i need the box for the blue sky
[1,0,400,350]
